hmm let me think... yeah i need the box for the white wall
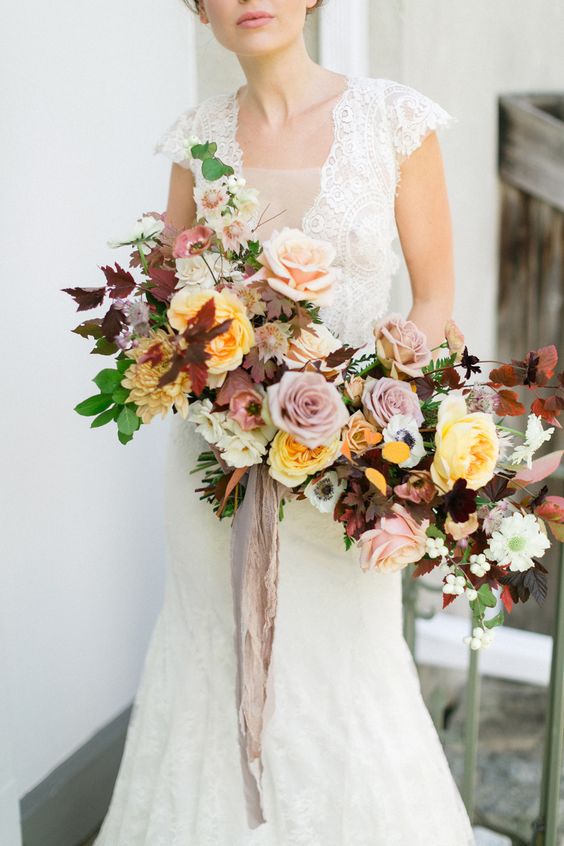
[368,0,564,358]
[1,0,197,805]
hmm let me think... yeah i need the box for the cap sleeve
[153,106,198,170]
[383,80,456,166]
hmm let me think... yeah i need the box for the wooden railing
[403,91,564,846]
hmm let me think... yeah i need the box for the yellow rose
[267,430,341,487]
[431,395,499,491]
[167,288,254,377]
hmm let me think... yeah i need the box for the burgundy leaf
[480,474,509,502]
[413,559,438,578]
[147,267,179,303]
[101,304,126,341]
[489,364,520,387]
[413,374,435,402]
[495,389,526,416]
[62,286,106,311]
[325,344,362,369]
[101,263,136,299]
[138,342,165,366]
[440,366,461,389]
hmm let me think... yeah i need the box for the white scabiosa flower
[443,574,466,595]
[108,215,165,253]
[304,471,346,514]
[464,626,494,651]
[507,414,555,468]
[382,414,426,469]
[484,512,551,572]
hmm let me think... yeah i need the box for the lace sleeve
[153,106,198,170]
[383,80,456,167]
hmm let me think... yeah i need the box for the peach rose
[250,227,339,305]
[167,288,254,380]
[267,430,341,487]
[374,313,432,378]
[431,395,499,492]
[444,318,465,358]
[344,375,365,407]
[358,503,430,573]
[342,410,382,457]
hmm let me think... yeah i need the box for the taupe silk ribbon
[230,462,285,828]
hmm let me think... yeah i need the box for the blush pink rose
[173,225,214,258]
[358,503,430,573]
[267,370,349,448]
[250,227,339,306]
[374,313,432,377]
[362,376,424,428]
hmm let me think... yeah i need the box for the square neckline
[228,75,353,232]
[231,74,352,173]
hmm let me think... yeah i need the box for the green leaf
[116,357,133,375]
[191,141,217,161]
[75,394,114,416]
[112,386,130,404]
[202,157,234,181]
[116,405,141,436]
[478,583,497,608]
[91,337,118,356]
[90,407,118,428]
[118,430,134,445]
[426,525,446,541]
[484,609,505,629]
[72,319,103,339]
[93,368,123,395]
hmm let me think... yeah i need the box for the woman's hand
[394,131,455,354]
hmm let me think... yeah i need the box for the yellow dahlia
[121,330,191,424]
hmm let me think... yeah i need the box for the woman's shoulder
[348,75,448,111]
[153,91,235,168]
[348,75,456,159]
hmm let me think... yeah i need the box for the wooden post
[498,92,564,846]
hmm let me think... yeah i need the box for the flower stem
[135,241,150,277]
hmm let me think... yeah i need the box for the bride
[94,1,475,844]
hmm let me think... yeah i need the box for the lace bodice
[154,76,455,348]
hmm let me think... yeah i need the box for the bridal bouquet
[63,140,564,649]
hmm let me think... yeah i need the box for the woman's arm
[164,162,197,230]
[394,131,455,351]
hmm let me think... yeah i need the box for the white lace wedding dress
[94,76,475,846]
